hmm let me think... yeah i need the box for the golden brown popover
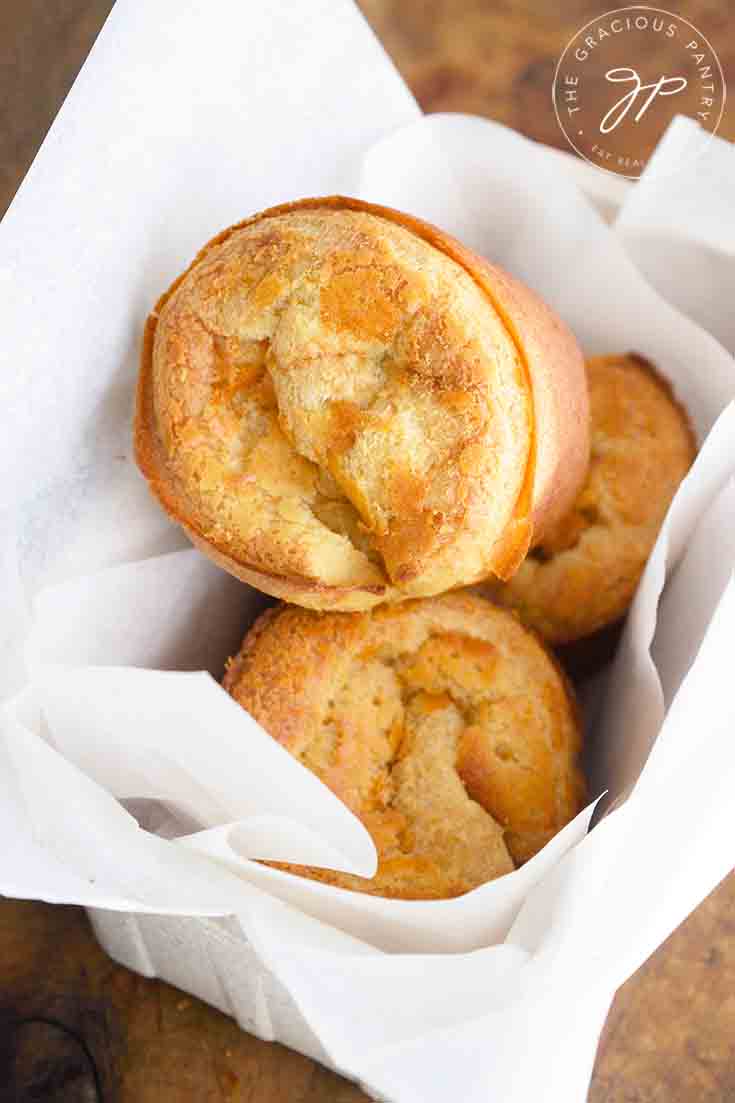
[136,197,588,610]
[224,592,585,899]
[483,354,696,643]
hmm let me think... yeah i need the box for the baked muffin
[224,592,585,900]
[136,197,588,611]
[482,354,696,644]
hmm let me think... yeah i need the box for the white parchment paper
[1,2,734,1100]
[615,115,735,355]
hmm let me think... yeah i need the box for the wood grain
[0,900,367,1102]
[358,0,734,155]
[1,1,734,1100]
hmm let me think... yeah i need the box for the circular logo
[552,6,726,179]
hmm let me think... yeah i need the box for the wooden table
[2,2,734,1099]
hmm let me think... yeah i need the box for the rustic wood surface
[2,1,734,1100]
[360,0,734,152]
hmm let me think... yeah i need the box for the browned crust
[483,350,697,645]
[624,351,699,457]
[224,591,584,753]
[222,601,366,747]
[548,351,696,643]
[223,591,586,898]
[135,196,588,604]
[136,285,389,611]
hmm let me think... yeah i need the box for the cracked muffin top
[485,354,696,644]
[224,592,585,899]
[135,197,588,610]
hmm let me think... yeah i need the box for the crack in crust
[224,592,585,900]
